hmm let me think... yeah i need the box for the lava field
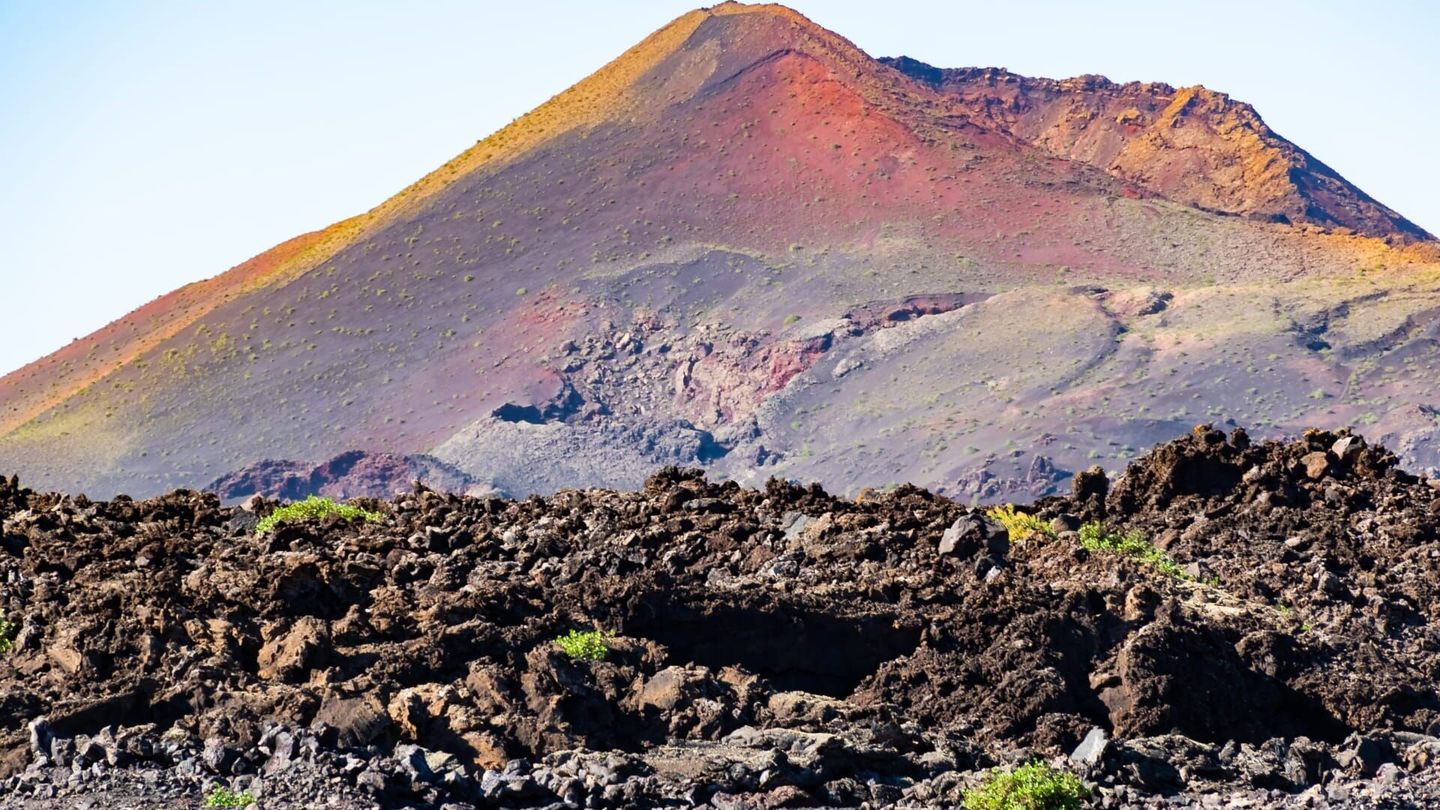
[2,426,1440,808]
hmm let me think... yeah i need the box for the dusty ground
[2,426,1440,807]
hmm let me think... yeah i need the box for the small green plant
[203,787,256,808]
[963,760,1090,810]
[1078,522,1188,579]
[555,629,610,661]
[0,609,16,654]
[987,504,1055,542]
[255,496,382,535]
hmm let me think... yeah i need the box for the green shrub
[987,504,1054,542]
[963,760,1090,810]
[555,629,610,661]
[203,787,256,808]
[0,609,16,654]
[255,496,382,535]
[1078,522,1187,579]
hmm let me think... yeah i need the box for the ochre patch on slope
[0,4,818,442]
[0,219,359,437]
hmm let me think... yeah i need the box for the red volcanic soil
[207,450,479,502]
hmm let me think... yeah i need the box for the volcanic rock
[1,427,1440,806]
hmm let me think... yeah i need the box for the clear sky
[1,1,1435,377]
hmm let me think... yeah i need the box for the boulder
[256,617,330,683]
[938,515,1007,556]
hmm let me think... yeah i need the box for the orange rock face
[883,60,1430,241]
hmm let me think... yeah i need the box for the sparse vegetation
[0,609,16,654]
[555,629,610,661]
[255,496,382,535]
[1078,522,1188,579]
[963,760,1090,810]
[987,504,1054,542]
[203,787,256,808]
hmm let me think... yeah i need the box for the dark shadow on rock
[625,591,921,697]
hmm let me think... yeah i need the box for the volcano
[3,2,1438,501]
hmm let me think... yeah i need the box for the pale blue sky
[1,1,1435,376]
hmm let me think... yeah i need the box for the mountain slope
[882,59,1432,242]
[2,1,1439,500]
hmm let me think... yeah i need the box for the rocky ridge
[880,59,1432,242]
[208,452,481,503]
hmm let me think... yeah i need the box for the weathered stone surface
[2,427,1440,806]
[1301,451,1331,480]
[256,618,329,683]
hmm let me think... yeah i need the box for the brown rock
[184,618,244,660]
[465,664,521,715]
[767,691,845,727]
[387,689,426,740]
[387,683,454,740]
[1301,451,1331,480]
[636,667,692,712]
[314,694,390,747]
[46,628,88,676]
[256,617,329,682]
[1073,465,1110,520]
[459,729,511,770]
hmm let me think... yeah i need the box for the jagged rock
[1072,727,1109,767]
[27,719,53,760]
[256,618,330,683]
[200,736,234,775]
[2,427,1440,806]
[1073,465,1110,518]
[314,694,391,748]
[1332,435,1367,463]
[1301,451,1332,480]
[938,514,1006,556]
[1337,734,1390,777]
